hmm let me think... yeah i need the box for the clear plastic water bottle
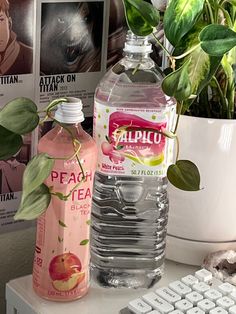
[91,32,176,288]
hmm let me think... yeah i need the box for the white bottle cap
[54,97,85,124]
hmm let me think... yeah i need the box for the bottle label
[94,101,176,177]
[33,153,97,300]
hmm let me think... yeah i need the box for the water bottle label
[94,101,175,177]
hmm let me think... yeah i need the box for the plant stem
[132,63,140,75]
[199,87,211,117]
[45,98,68,113]
[47,112,85,179]
[173,44,200,60]
[206,0,215,23]
[219,6,233,28]
[73,139,85,180]
[175,136,180,163]
[221,54,235,119]
[174,102,183,134]
[39,114,49,125]
[204,3,211,24]
[152,32,172,59]
[212,76,228,117]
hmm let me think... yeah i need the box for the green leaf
[0,126,23,160]
[173,24,222,109]
[59,220,67,227]
[14,184,51,220]
[123,0,160,36]
[162,59,192,101]
[80,239,89,246]
[226,0,236,5]
[167,160,200,191]
[0,98,39,135]
[200,24,236,56]
[22,153,54,196]
[164,0,204,46]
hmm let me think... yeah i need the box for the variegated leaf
[164,0,204,46]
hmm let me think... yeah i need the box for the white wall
[0,227,35,314]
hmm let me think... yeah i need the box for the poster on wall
[0,133,34,233]
[34,0,109,117]
[0,0,35,233]
[0,0,35,107]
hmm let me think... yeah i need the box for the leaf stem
[175,136,180,163]
[39,114,49,125]
[47,112,85,180]
[50,182,82,201]
[45,98,68,113]
[152,32,172,59]
[206,0,215,23]
[212,76,228,117]
[174,101,183,134]
[73,139,86,180]
[132,63,140,75]
[173,44,200,60]
[219,5,233,28]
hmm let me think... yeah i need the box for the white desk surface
[6,260,197,314]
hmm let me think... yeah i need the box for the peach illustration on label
[49,252,85,292]
[109,150,125,164]
[101,141,113,156]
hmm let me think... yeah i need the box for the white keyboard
[120,269,236,314]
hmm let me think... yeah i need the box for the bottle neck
[123,31,152,60]
[124,51,151,61]
[54,122,84,139]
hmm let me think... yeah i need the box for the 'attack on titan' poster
[34,0,109,117]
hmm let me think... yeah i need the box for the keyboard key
[169,311,184,314]
[156,287,181,304]
[149,311,162,314]
[175,299,193,312]
[197,298,215,312]
[193,282,210,293]
[218,283,235,295]
[181,275,199,287]
[128,298,152,314]
[187,307,205,314]
[216,296,235,309]
[169,281,192,297]
[204,289,223,301]
[186,291,203,305]
[229,305,236,314]
[210,306,228,314]
[195,269,213,283]
[142,292,174,313]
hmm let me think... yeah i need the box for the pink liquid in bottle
[33,98,97,301]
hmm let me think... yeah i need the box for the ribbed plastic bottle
[91,32,176,289]
[33,98,97,301]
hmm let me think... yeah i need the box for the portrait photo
[0,0,33,76]
[40,1,104,75]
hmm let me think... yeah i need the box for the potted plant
[121,0,236,265]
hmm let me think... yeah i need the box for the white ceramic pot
[166,115,236,266]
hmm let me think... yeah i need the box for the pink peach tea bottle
[33,98,97,301]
